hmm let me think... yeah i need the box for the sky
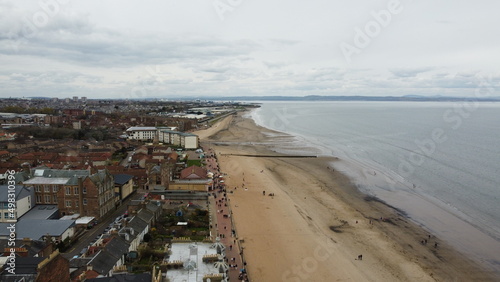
[0,0,499,99]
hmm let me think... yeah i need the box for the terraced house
[22,167,115,220]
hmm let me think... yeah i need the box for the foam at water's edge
[246,103,500,275]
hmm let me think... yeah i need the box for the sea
[249,101,500,274]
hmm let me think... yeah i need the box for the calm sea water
[250,101,500,273]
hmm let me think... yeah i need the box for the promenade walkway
[205,147,249,282]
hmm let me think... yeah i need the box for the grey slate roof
[0,219,74,240]
[0,185,32,203]
[146,202,161,214]
[86,236,130,275]
[18,205,59,220]
[23,167,112,186]
[113,174,133,186]
[136,209,154,225]
[127,216,148,235]
[4,257,44,274]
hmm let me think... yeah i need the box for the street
[61,190,145,260]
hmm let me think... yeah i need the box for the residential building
[159,129,199,149]
[179,132,198,149]
[0,250,70,282]
[22,168,115,219]
[0,185,35,222]
[113,174,134,204]
[126,126,199,149]
[87,236,129,277]
[0,151,10,161]
[125,127,157,141]
[0,238,54,258]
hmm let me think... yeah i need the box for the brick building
[0,250,69,282]
[22,168,115,219]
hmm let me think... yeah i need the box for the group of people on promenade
[205,147,249,281]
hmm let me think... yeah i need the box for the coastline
[196,112,497,281]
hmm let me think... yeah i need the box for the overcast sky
[1,0,499,99]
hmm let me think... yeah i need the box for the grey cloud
[390,67,435,78]
[0,7,256,68]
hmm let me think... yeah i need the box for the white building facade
[126,127,199,149]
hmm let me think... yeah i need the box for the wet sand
[195,112,496,281]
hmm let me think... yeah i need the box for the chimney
[21,162,31,174]
[78,176,84,215]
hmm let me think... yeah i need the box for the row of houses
[0,201,162,281]
[70,203,161,280]
[125,127,198,149]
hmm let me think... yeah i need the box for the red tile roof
[180,166,207,179]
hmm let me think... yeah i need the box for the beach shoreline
[196,111,497,281]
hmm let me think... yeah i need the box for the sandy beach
[195,112,496,281]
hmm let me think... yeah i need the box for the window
[74,187,79,195]
[3,213,8,219]
[36,195,42,203]
[44,185,50,192]
[36,186,41,192]
[83,187,87,194]
[45,195,51,203]
[53,185,58,192]
[53,195,57,203]
[65,200,71,207]
[66,187,71,195]
[75,201,78,208]
[83,199,87,205]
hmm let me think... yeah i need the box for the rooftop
[0,219,74,240]
[18,205,59,220]
[23,177,70,185]
[0,185,32,203]
[126,127,157,131]
[166,242,221,282]
[113,174,133,185]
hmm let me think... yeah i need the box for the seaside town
[0,97,255,281]
[1,1,500,281]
